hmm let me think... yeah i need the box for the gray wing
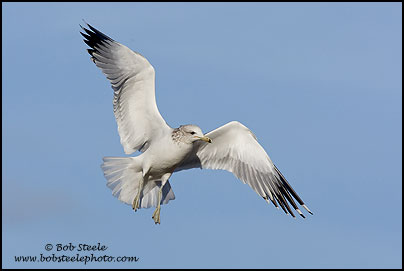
[176,121,312,218]
[80,23,171,154]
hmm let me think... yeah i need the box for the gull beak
[198,136,212,143]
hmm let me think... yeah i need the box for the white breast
[142,133,193,179]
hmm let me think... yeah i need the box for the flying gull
[80,23,313,224]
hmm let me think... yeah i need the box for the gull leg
[152,207,160,224]
[152,189,162,224]
[152,173,171,224]
[132,177,144,212]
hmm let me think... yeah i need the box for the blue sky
[2,2,402,269]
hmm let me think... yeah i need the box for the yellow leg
[152,186,162,224]
[132,178,144,212]
[151,174,171,224]
[152,205,161,224]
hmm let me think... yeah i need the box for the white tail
[101,157,175,209]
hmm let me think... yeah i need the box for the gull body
[80,23,312,224]
[140,125,207,180]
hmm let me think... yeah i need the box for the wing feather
[80,23,171,154]
[176,121,312,218]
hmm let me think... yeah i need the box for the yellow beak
[198,136,212,143]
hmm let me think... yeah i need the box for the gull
[80,23,313,224]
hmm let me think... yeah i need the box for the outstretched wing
[176,121,312,218]
[80,23,171,154]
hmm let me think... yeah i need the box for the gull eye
[190,131,196,135]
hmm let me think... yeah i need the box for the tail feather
[101,156,175,209]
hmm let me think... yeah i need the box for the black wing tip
[79,19,92,32]
[87,49,95,56]
[263,172,312,219]
[273,164,314,218]
[273,165,305,205]
[296,209,306,219]
[80,21,115,54]
[84,22,114,41]
[302,204,313,215]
